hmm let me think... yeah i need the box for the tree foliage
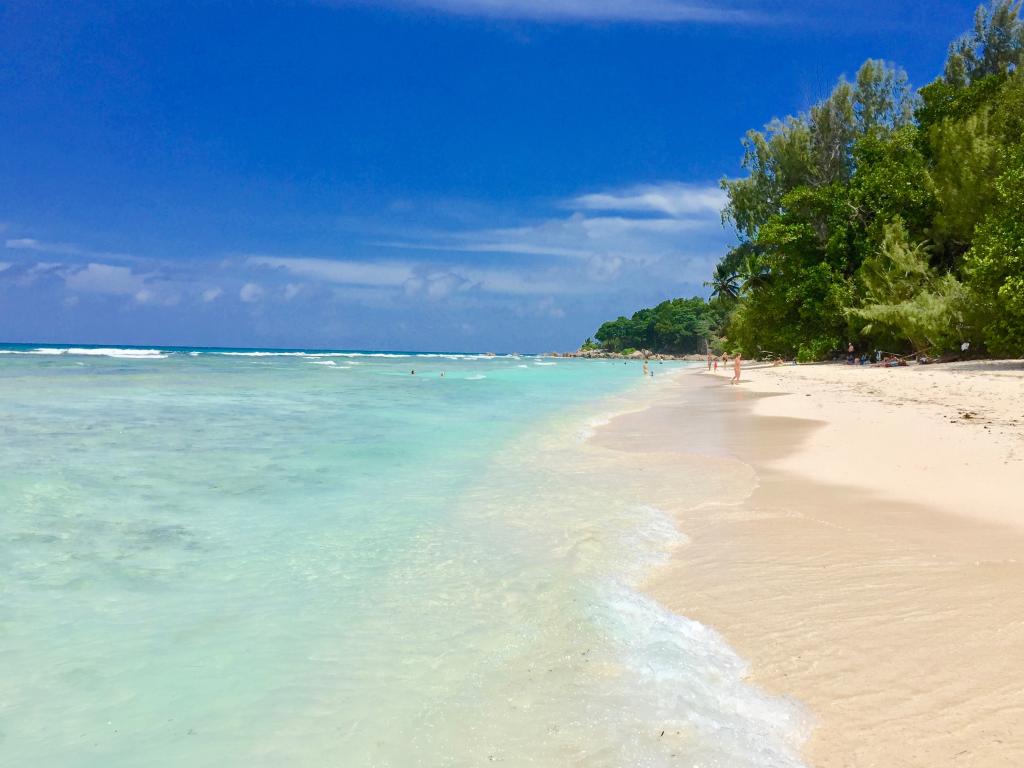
[591,3,1023,361]
[849,219,969,351]
[945,1,1024,85]
[593,297,726,354]
[963,144,1024,355]
[709,2,1024,359]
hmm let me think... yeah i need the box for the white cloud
[60,262,180,306]
[5,238,132,261]
[134,288,175,305]
[0,262,11,272]
[247,255,416,287]
[329,284,403,307]
[240,282,264,302]
[536,297,566,318]
[373,239,592,259]
[570,182,727,217]
[424,272,463,299]
[6,238,76,254]
[377,182,726,276]
[64,263,147,295]
[454,266,576,295]
[342,0,758,24]
[4,261,65,288]
[249,253,573,298]
[374,194,725,294]
[4,178,728,320]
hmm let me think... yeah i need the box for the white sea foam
[18,347,168,359]
[0,347,516,361]
[326,352,496,360]
[465,374,486,380]
[308,360,338,366]
[594,580,809,767]
[575,412,615,441]
[216,351,318,357]
[205,351,498,360]
[617,504,687,580]
[533,361,557,366]
[589,502,807,765]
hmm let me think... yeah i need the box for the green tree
[928,110,1002,255]
[697,3,1022,361]
[854,59,916,133]
[721,117,813,240]
[808,79,856,186]
[849,219,969,352]
[945,1,1024,86]
[705,261,740,301]
[736,250,771,294]
[962,144,1024,355]
[591,298,725,354]
[845,126,938,261]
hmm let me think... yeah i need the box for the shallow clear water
[0,345,807,767]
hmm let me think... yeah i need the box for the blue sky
[0,0,984,351]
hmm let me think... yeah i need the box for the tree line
[588,297,725,354]
[591,1,1024,361]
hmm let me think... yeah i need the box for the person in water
[730,353,742,385]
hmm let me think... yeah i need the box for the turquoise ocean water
[0,344,806,767]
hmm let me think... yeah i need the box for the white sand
[733,360,1024,529]
[596,360,1024,767]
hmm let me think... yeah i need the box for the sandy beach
[595,360,1024,767]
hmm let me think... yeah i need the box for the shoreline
[592,360,1024,766]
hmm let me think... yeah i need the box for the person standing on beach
[730,353,742,385]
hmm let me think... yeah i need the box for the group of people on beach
[847,342,909,368]
[707,352,742,384]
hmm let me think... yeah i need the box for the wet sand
[594,363,1024,767]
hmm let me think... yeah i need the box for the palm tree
[705,262,740,301]
[736,252,770,294]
